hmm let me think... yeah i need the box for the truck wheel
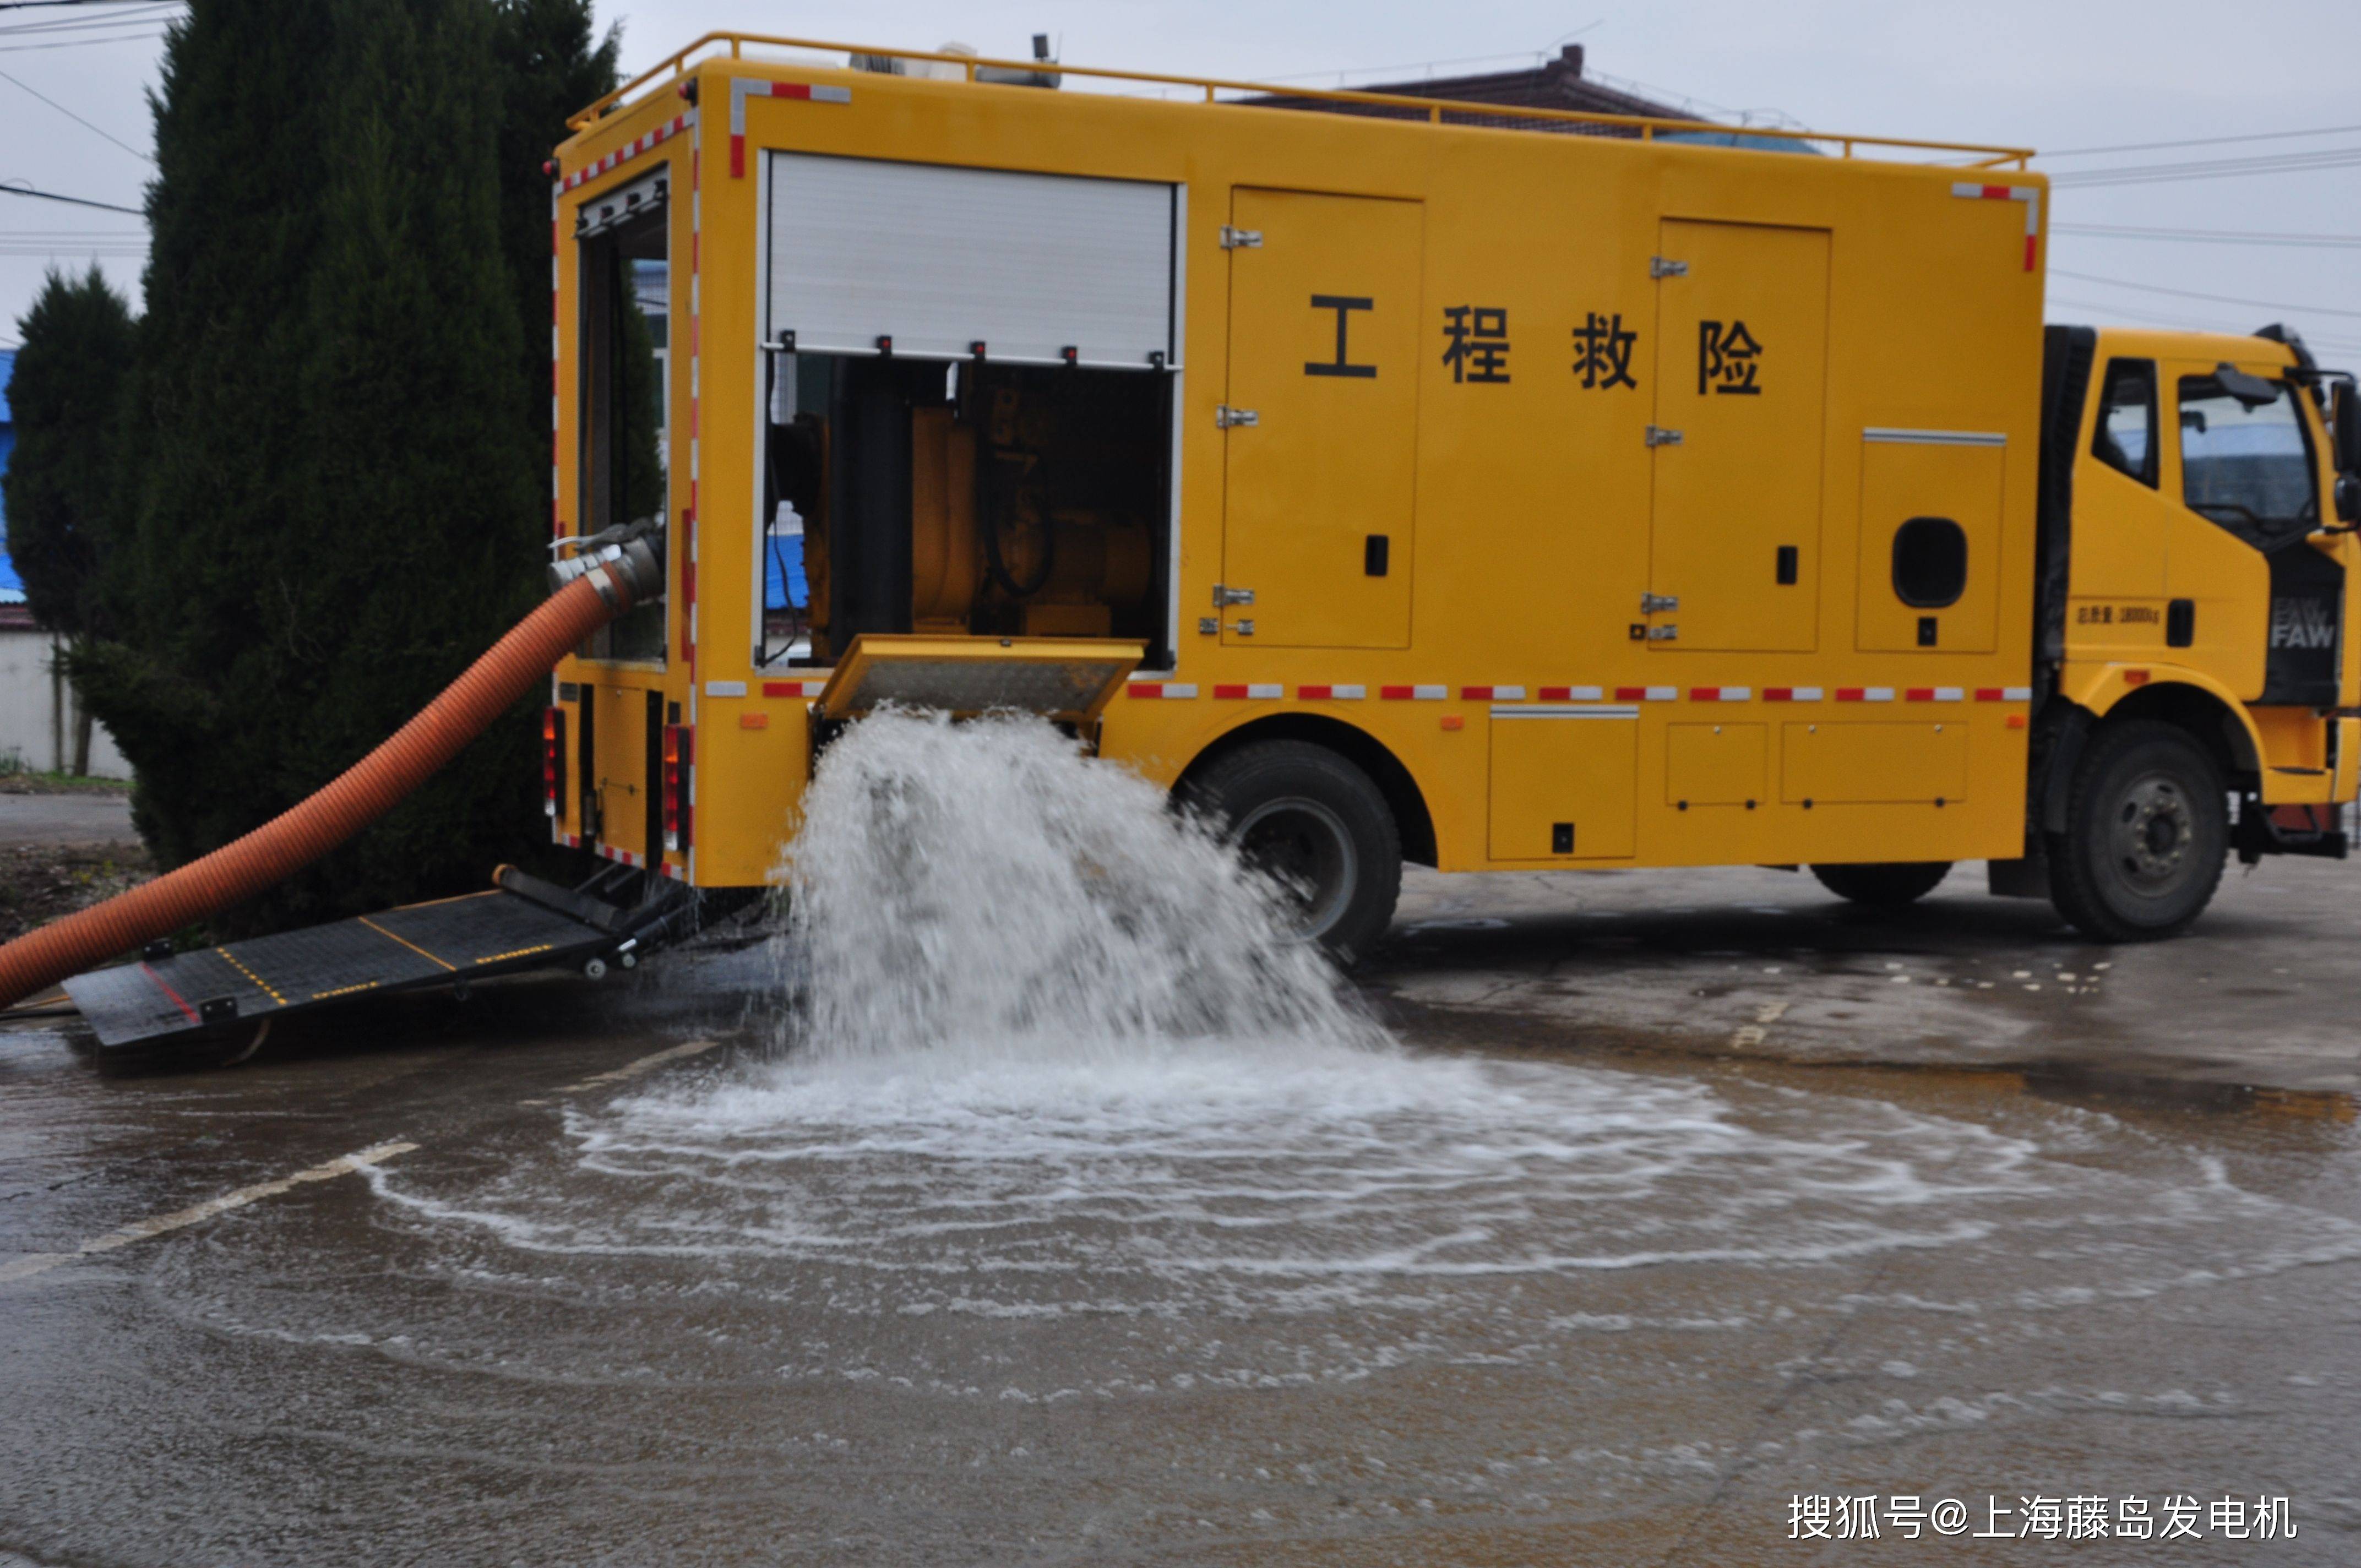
[2048,720,2227,942]
[1809,861,1952,907]
[1184,741,1402,963]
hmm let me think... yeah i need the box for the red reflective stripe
[1976,688,2005,701]
[1214,684,1249,700]
[1764,687,1793,701]
[1615,686,1645,701]
[1906,688,1935,702]
[1380,685,1416,700]
[1836,688,1866,701]
[1300,685,1335,699]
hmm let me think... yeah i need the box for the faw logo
[2269,596,2337,651]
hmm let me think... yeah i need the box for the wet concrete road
[4,866,2360,1565]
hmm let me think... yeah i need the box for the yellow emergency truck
[543,34,2361,956]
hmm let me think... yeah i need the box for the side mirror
[2214,362,2280,409]
[2335,383,2361,476]
[2337,473,2360,525]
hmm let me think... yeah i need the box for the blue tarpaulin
[0,349,22,598]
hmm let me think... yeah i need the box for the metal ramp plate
[816,634,1144,723]
[62,890,611,1049]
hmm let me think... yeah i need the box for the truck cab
[2025,325,2361,937]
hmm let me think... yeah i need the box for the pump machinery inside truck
[18,30,2361,1054]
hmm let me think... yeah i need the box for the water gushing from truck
[773,709,1388,1068]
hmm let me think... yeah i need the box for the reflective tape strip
[1298,684,1366,700]
[1836,687,1897,703]
[1126,682,1198,699]
[1379,684,1449,700]
[1461,685,1525,700]
[1976,685,2035,702]
[730,78,852,177]
[704,680,747,698]
[1212,683,1284,700]
[1689,686,1751,702]
[1762,687,1824,703]
[1538,685,1606,701]
[760,678,826,698]
[597,844,644,868]
[1613,685,1678,702]
[561,111,694,191]
[1951,180,2041,270]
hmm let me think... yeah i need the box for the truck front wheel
[1184,741,1402,964]
[2048,719,2227,942]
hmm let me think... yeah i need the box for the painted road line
[552,1037,723,1095]
[0,1139,418,1284]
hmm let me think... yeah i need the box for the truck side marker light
[1380,685,1449,700]
[1951,181,2041,271]
[1298,685,1366,700]
[2008,715,2028,729]
[1212,683,1284,700]
[1126,682,1198,699]
[1461,685,1525,701]
[739,713,768,729]
[2124,669,2151,687]
[560,110,694,192]
[729,79,851,178]
[1440,715,1465,732]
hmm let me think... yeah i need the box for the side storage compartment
[1782,721,1969,805]
[1488,708,1639,860]
[1856,434,2005,653]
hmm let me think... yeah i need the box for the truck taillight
[662,723,692,852]
[543,706,566,818]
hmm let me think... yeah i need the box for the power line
[0,0,176,12]
[0,179,139,213]
[2048,144,2361,188]
[0,3,177,36]
[2043,294,2361,356]
[0,28,164,49]
[2050,221,2361,249]
[0,65,150,162]
[2048,267,2361,321]
[2043,121,2361,159]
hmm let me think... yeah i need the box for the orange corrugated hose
[0,567,640,1010]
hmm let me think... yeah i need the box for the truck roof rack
[567,32,2034,170]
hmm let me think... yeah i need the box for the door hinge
[1650,256,1689,279]
[1640,592,1679,613]
[1645,426,1684,447]
[1647,624,1679,641]
[1212,585,1255,608]
[1219,226,1263,249]
[1215,405,1258,428]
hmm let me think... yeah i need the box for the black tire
[1183,740,1402,963]
[1809,860,1954,907]
[2048,719,2227,942]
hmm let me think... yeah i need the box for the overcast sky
[3,0,2358,357]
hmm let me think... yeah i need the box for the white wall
[0,625,131,779]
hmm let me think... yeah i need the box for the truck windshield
[2179,374,2316,546]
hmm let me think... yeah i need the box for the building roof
[1242,45,1810,151]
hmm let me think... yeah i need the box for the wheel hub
[2112,772,2193,889]
[1232,796,1359,938]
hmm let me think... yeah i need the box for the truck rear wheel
[1809,861,1952,907]
[2048,719,2227,942]
[1185,741,1402,963]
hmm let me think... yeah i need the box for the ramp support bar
[0,538,664,1010]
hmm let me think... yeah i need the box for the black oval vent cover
[1892,516,1968,608]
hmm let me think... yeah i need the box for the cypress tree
[78,0,545,930]
[2,266,137,641]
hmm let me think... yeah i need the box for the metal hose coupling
[548,516,667,609]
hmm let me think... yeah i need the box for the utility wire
[0,0,176,12]
[0,29,164,49]
[2049,267,2361,321]
[2048,145,2361,187]
[2044,121,2361,159]
[2050,221,2361,249]
[0,179,139,213]
[0,65,150,162]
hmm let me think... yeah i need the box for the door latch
[1640,592,1679,613]
[1650,256,1689,279]
[1647,624,1679,641]
[1218,226,1263,249]
[1232,619,1256,636]
[1215,405,1258,428]
[1212,585,1255,607]
[1645,426,1684,447]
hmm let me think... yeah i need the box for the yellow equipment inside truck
[542,32,2361,956]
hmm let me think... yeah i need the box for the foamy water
[342,715,2361,1390]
